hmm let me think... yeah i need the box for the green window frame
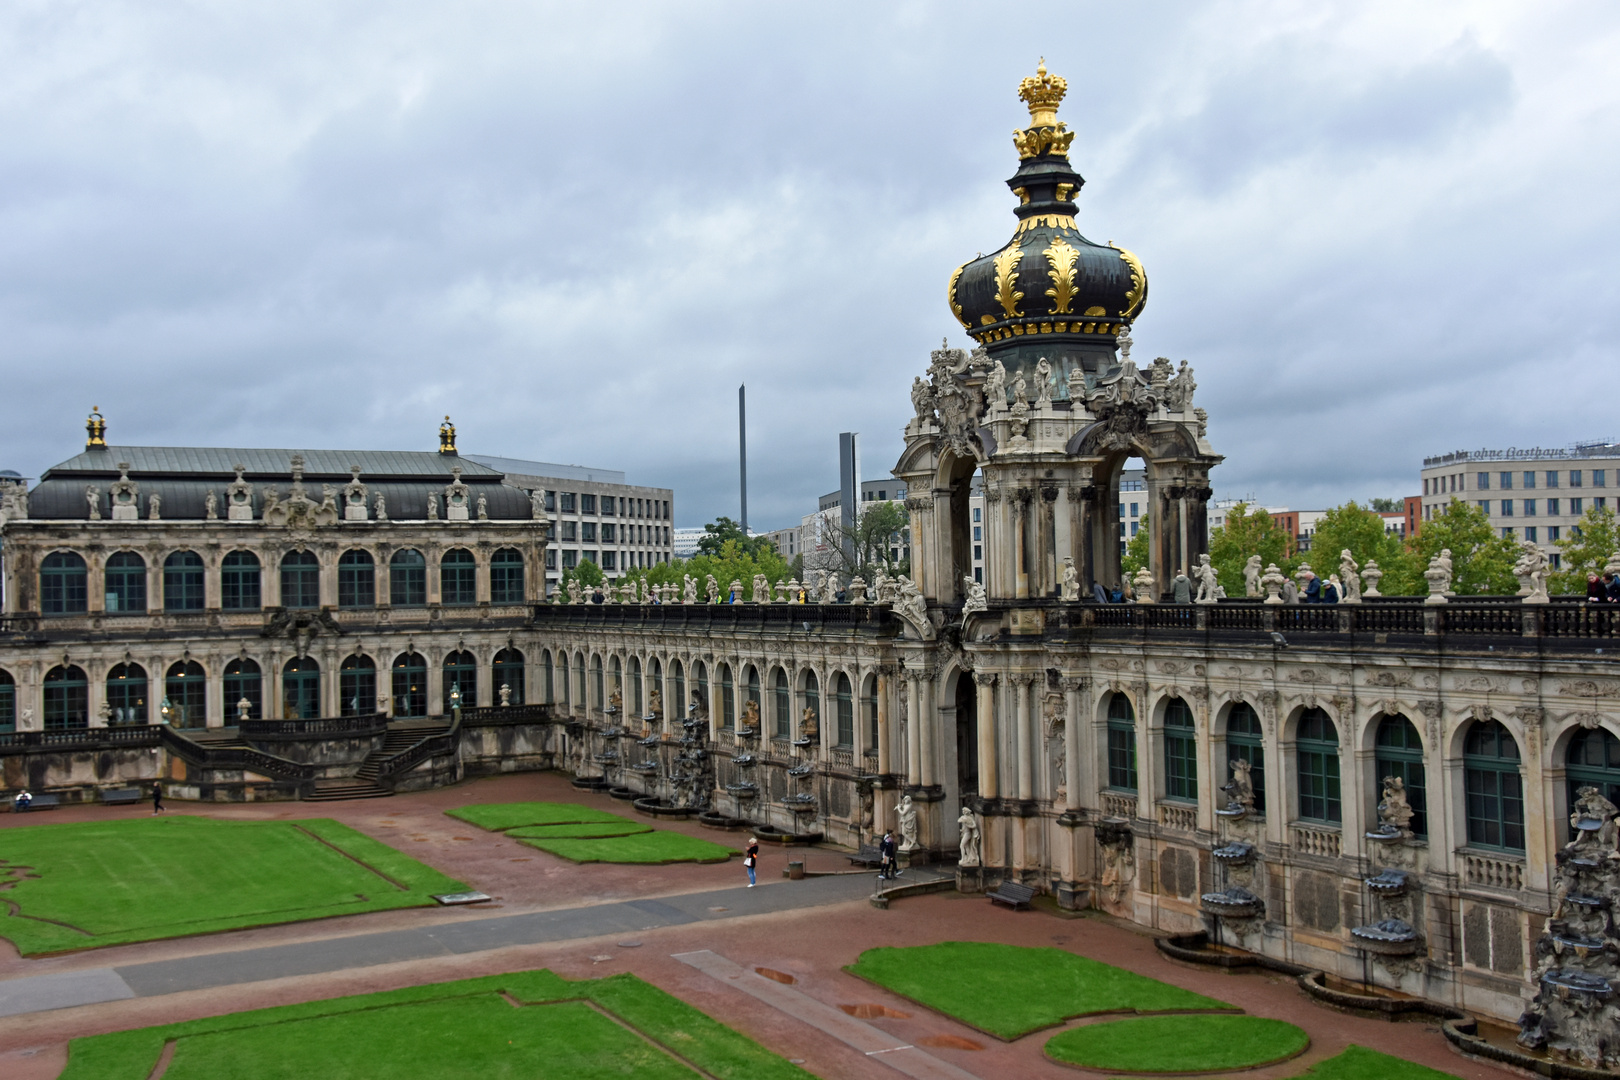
[104,551,147,613]
[1225,702,1265,814]
[43,665,89,730]
[674,660,687,719]
[720,664,735,729]
[1465,721,1524,851]
[444,651,477,711]
[0,669,14,733]
[1296,708,1342,824]
[340,656,376,717]
[490,548,525,604]
[221,551,261,610]
[390,550,427,607]
[772,667,790,738]
[282,657,321,720]
[280,550,320,609]
[574,654,587,707]
[163,551,205,612]
[1107,693,1138,792]
[40,551,88,614]
[862,676,878,751]
[745,666,761,731]
[493,648,525,706]
[835,672,854,748]
[542,651,554,704]
[802,670,820,740]
[1566,728,1620,843]
[338,550,375,608]
[441,549,477,606]
[392,652,428,718]
[224,658,261,720]
[165,661,207,728]
[630,657,643,715]
[1163,697,1197,802]
[106,663,148,724]
[1375,714,1427,837]
[592,655,605,711]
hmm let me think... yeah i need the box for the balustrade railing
[1157,802,1197,831]
[829,748,855,772]
[1102,791,1138,819]
[459,703,552,725]
[0,725,162,754]
[1290,823,1342,858]
[1463,851,1525,891]
[240,713,389,739]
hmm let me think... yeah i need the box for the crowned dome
[948,62,1147,378]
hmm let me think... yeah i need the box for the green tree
[697,515,776,560]
[615,539,793,602]
[1552,506,1620,594]
[818,502,911,577]
[1368,497,1403,513]
[1405,498,1518,596]
[1303,502,1414,594]
[1208,503,1293,595]
[1122,513,1152,583]
[555,558,604,599]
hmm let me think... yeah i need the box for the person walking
[151,781,165,814]
[877,829,898,881]
[744,836,759,887]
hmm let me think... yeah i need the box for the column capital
[973,671,999,688]
[1059,675,1088,693]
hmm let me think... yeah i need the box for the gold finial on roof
[86,406,106,450]
[1017,58,1068,128]
[439,415,457,454]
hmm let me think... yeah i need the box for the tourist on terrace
[1588,573,1605,602]
[1300,569,1322,603]
[1322,576,1341,604]
[1092,580,1108,603]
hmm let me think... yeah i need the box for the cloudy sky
[2,1,1616,527]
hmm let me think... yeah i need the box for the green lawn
[450,802,737,864]
[0,816,466,955]
[1046,1014,1308,1073]
[846,942,1232,1040]
[1293,1045,1461,1079]
[59,970,814,1080]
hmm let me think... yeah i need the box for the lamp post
[449,683,462,722]
[159,696,173,726]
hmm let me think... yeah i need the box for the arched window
[0,669,14,733]
[224,658,261,721]
[1375,715,1427,837]
[630,657,643,715]
[1465,721,1524,852]
[441,549,476,606]
[490,548,525,604]
[692,661,707,718]
[835,672,854,748]
[340,655,376,717]
[493,648,525,706]
[164,661,206,728]
[1163,698,1197,802]
[1225,702,1265,815]
[610,656,623,713]
[1296,708,1342,825]
[104,552,147,613]
[719,664,735,728]
[802,670,820,739]
[443,651,477,711]
[542,650,554,704]
[672,660,686,719]
[390,549,426,607]
[221,551,261,610]
[772,667,790,739]
[106,663,148,725]
[1566,728,1620,843]
[280,550,320,609]
[862,674,878,751]
[282,657,321,720]
[338,550,375,608]
[574,653,586,708]
[1107,693,1137,792]
[649,658,663,716]
[746,666,761,729]
[591,655,604,712]
[163,551,205,612]
[41,552,88,614]
[43,665,88,729]
[392,653,427,717]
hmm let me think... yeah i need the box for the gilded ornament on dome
[947,262,969,328]
[1017,58,1068,124]
[1110,243,1148,317]
[1043,238,1080,315]
[992,245,1025,318]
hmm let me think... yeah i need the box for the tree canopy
[1303,502,1407,591]
[1208,503,1293,594]
[1552,505,1620,594]
[696,515,778,560]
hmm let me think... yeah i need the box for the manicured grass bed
[846,942,1232,1040]
[0,816,466,955]
[59,969,813,1080]
[1045,1014,1308,1073]
[450,802,737,864]
[1293,1045,1460,1079]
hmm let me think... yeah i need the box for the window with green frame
[834,672,854,747]
[105,663,148,724]
[591,655,604,711]
[0,669,14,733]
[1465,721,1524,851]
[862,676,878,751]
[772,667,790,738]
[630,657,643,715]
[104,551,146,613]
[1375,714,1427,836]
[542,651,554,704]
[44,665,88,730]
[441,549,477,606]
[280,550,320,609]
[1163,697,1197,802]
[221,551,260,610]
[574,654,586,707]
[1295,708,1341,824]
[1225,702,1265,814]
[1566,728,1620,843]
[443,650,477,711]
[490,548,525,604]
[719,664,735,728]
[673,660,687,719]
[802,670,820,739]
[163,551,205,612]
[165,661,207,727]
[493,648,525,706]
[40,551,88,614]
[745,666,761,732]
[392,652,427,717]
[390,549,427,607]
[282,657,321,720]
[340,655,376,717]
[1107,693,1138,791]
[337,550,374,608]
[224,658,261,720]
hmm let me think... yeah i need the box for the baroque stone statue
[1243,555,1263,597]
[1194,554,1219,604]
[961,574,987,621]
[896,794,919,852]
[1514,541,1550,604]
[1060,556,1080,601]
[705,575,719,604]
[752,574,769,604]
[86,485,102,520]
[1377,776,1415,836]
[1424,548,1452,605]
[984,360,1007,411]
[1034,357,1053,407]
[1339,549,1362,604]
[957,807,981,867]
[204,489,217,520]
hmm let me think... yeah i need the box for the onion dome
[948,61,1147,376]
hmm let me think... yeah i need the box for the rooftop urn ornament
[226,463,254,521]
[449,683,463,715]
[438,415,456,454]
[1260,563,1287,604]
[110,461,140,520]
[1132,565,1156,603]
[85,405,106,449]
[499,683,511,707]
[237,696,252,722]
[1361,559,1383,597]
[848,575,869,604]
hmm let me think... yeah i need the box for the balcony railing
[1158,802,1197,831]
[240,713,390,739]
[1291,823,1342,859]
[1463,850,1525,891]
[1102,791,1138,819]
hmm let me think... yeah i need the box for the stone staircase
[303,720,448,803]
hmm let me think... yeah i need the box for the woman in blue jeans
[744,837,759,887]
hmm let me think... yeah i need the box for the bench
[9,793,62,812]
[988,881,1036,910]
[846,845,885,868]
[101,788,143,806]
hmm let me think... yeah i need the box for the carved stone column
[1014,672,1033,800]
[1040,484,1059,598]
[905,671,922,784]
[876,666,892,775]
[1062,676,1085,814]
[975,672,999,799]
[1014,488,1032,600]
[920,671,937,788]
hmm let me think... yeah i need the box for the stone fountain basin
[1541,969,1614,998]
[731,754,757,766]
[1212,841,1256,865]
[632,798,694,818]
[1200,888,1263,917]
[1549,931,1610,957]
[1351,919,1421,955]
[1365,869,1411,895]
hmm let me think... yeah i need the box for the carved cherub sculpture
[1378,775,1415,836]
[1222,757,1255,811]
[1568,785,1619,855]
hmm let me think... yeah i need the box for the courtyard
[0,774,1517,1080]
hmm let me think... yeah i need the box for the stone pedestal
[956,865,986,893]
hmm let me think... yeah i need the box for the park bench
[101,788,143,806]
[9,793,62,812]
[846,845,885,868]
[987,881,1036,910]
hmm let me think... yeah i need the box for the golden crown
[1017,59,1067,127]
